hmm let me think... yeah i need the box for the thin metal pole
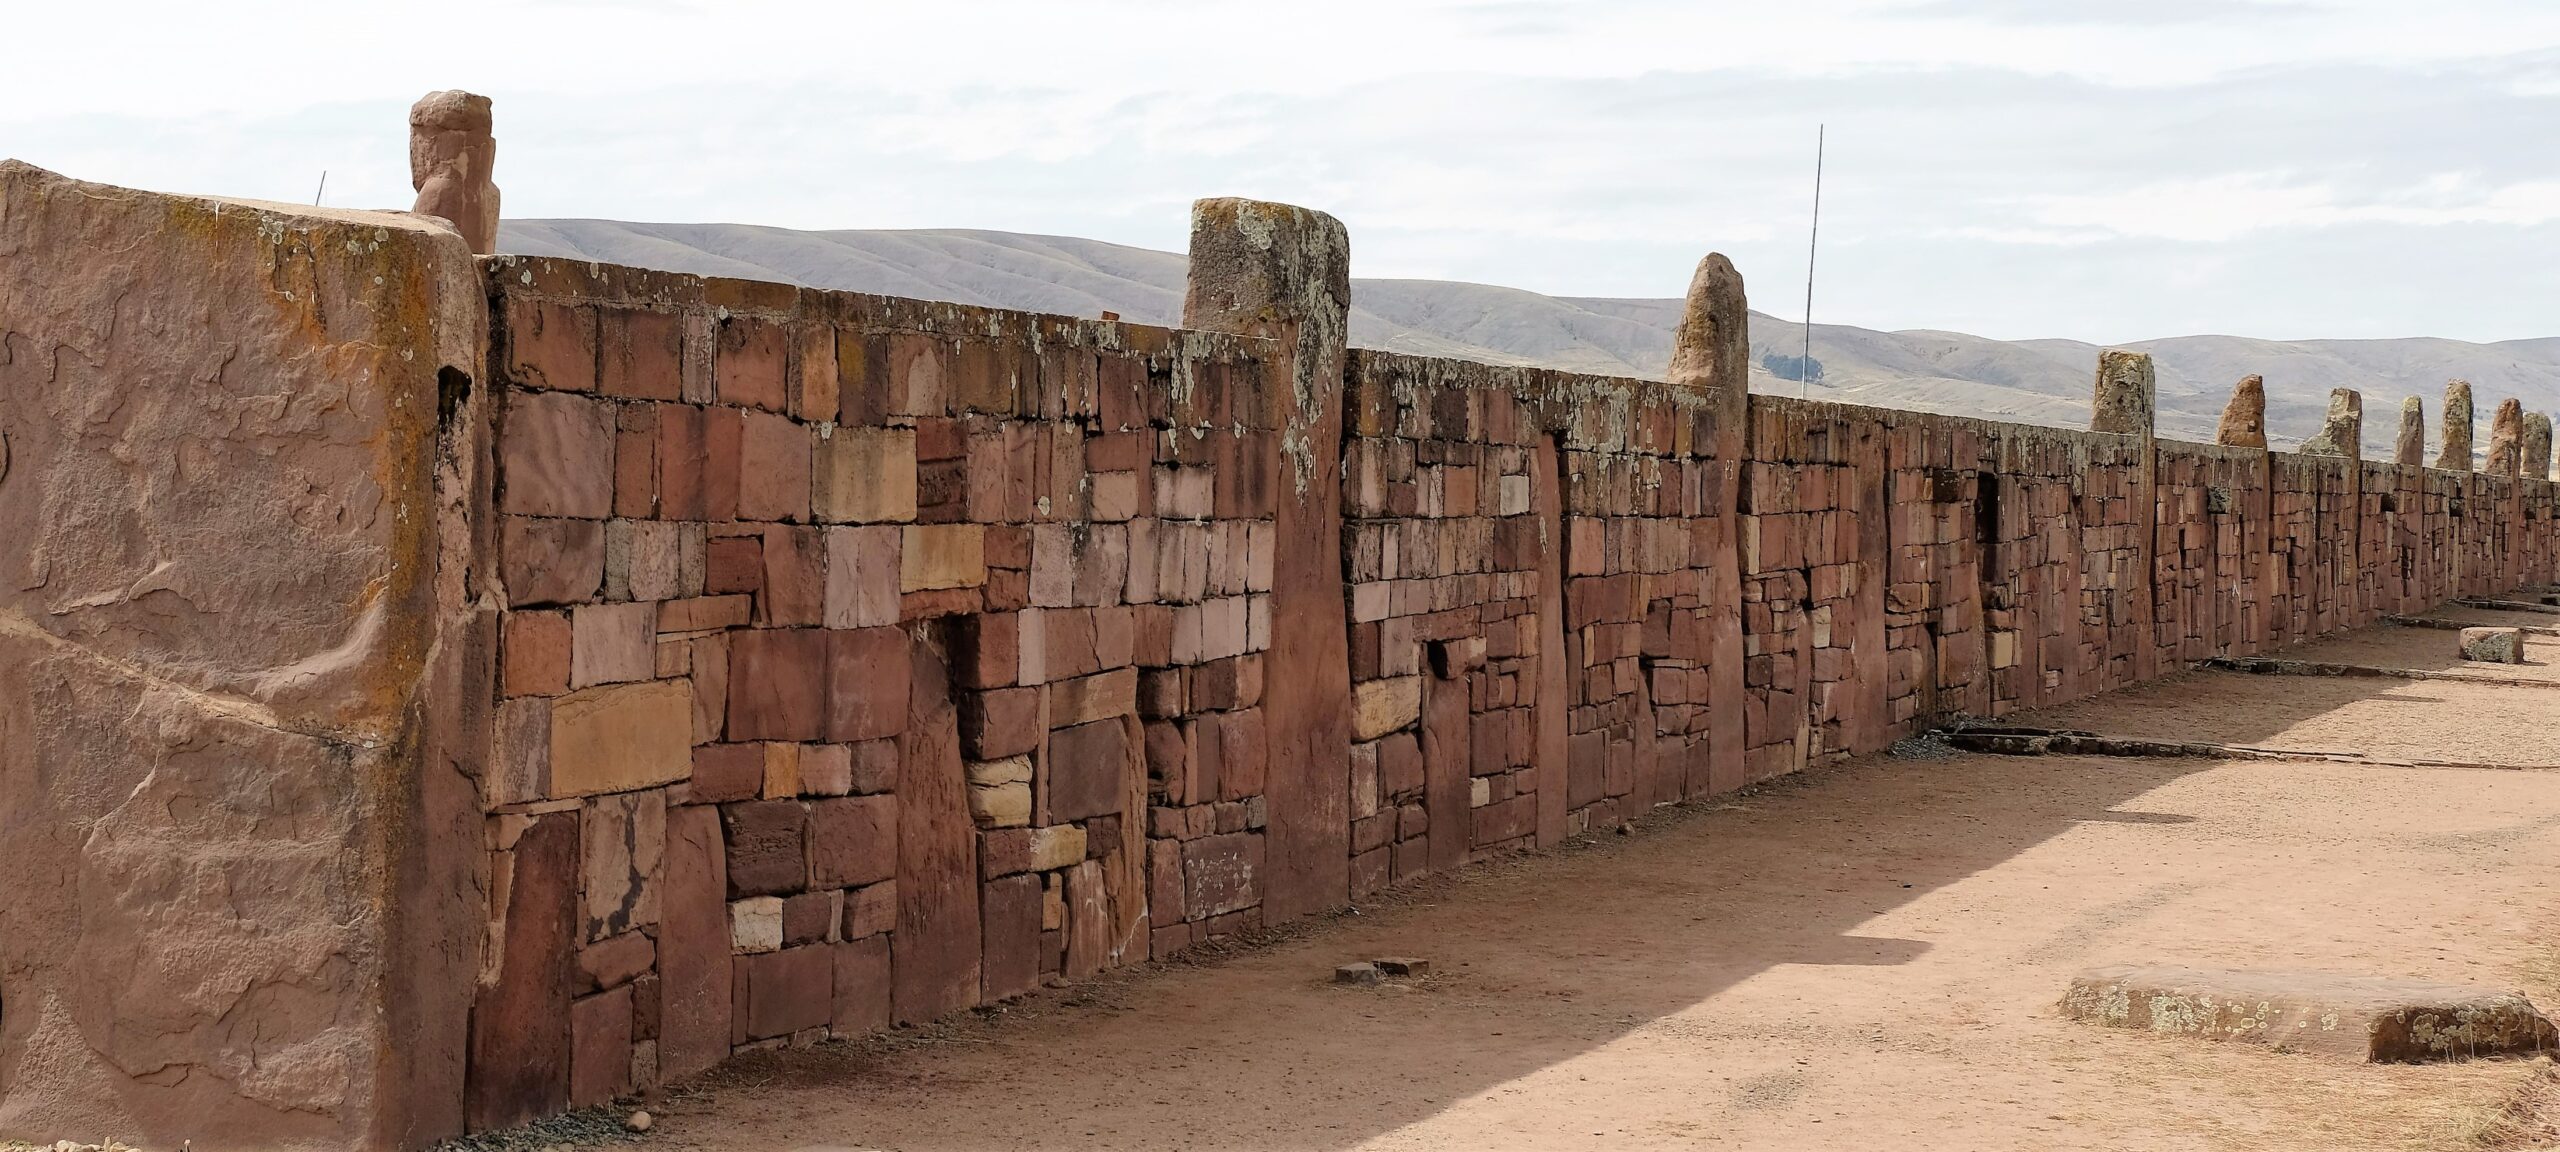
[314,171,328,207]
[1803,125,1824,400]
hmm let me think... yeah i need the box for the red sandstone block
[825,627,912,742]
[1147,837,1185,925]
[1351,846,1390,898]
[1377,731,1423,798]
[727,628,827,741]
[847,737,898,795]
[956,613,1020,690]
[781,890,835,947]
[601,308,685,401]
[738,410,813,523]
[504,610,573,697]
[705,533,764,597]
[1215,710,1267,801]
[613,404,661,519]
[735,945,832,1042]
[722,799,809,899]
[576,931,656,994]
[691,742,764,804]
[761,525,827,628]
[569,986,635,1109]
[503,390,616,519]
[961,686,1041,761]
[981,873,1043,1002]
[811,794,898,889]
[504,516,606,608]
[831,936,891,1037]
[1048,718,1128,823]
[1144,721,1189,804]
[658,404,743,522]
[717,317,790,413]
[690,634,730,744]
[505,297,598,393]
[1181,832,1261,921]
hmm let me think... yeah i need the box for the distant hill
[501,220,2560,450]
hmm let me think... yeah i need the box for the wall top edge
[480,253,1277,362]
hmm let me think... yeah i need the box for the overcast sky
[10,0,2558,343]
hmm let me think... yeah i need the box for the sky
[9,0,2559,344]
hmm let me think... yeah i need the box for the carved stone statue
[409,90,499,254]
[2090,350,2155,436]
[2486,397,2525,476]
[2214,375,2267,448]
[2296,389,2362,459]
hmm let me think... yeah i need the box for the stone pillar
[1666,254,1750,799]
[2438,380,2475,472]
[0,162,491,1149]
[410,89,501,254]
[2215,375,2267,448]
[2487,398,2525,476]
[2090,349,2157,436]
[1181,198,1353,921]
[2523,413,2553,480]
[2297,389,2363,460]
[2394,396,2426,466]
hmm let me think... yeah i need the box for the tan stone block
[583,790,666,940]
[657,594,753,635]
[606,518,685,603]
[494,696,552,807]
[842,881,896,939]
[1351,676,1423,742]
[503,610,573,698]
[967,755,1034,787]
[802,743,853,797]
[969,779,1031,828]
[1048,666,1137,728]
[1027,825,1087,872]
[572,601,657,688]
[760,742,803,799]
[814,426,918,523]
[729,896,784,954]
[737,409,813,523]
[550,680,696,798]
[901,524,987,591]
[1030,523,1076,608]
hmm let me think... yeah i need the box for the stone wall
[12,168,2560,1151]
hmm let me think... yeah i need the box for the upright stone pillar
[2438,380,2476,472]
[1666,255,1751,797]
[2297,389,2363,459]
[2394,397,2427,466]
[2215,375,2268,448]
[2090,349,2157,436]
[2487,398,2525,476]
[1181,198,1353,921]
[2525,414,2554,480]
[410,89,501,254]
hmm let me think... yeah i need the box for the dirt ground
[641,615,2560,1152]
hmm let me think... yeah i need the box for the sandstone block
[582,789,666,940]
[815,426,918,523]
[549,681,694,799]
[843,880,898,939]
[902,524,987,591]
[657,402,743,520]
[572,601,657,688]
[716,316,790,412]
[1048,718,1130,823]
[503,389,616,518]
[505,297,597,393]
[1352,676,1423,742]
[962,688,1042,760]
[727,628,828,742]
[736,945,834,1042]
[1050,666,1138,729]
[969,778,1032,828]
[505,516,606,608]
[1182,831,1264,921]
[981,873,1044,1002]
[2460,627,2525,664]
[824,524,902,629]
[811,795,898,889]
[568,986,636,1109]
[825,626,912,742]
[504,610,574,697]
[722,800,809,899]
[737,409,813,522]
[2063,965,2559,1062]
[729,895,785,953]
[601,308,684,401]
[832,935,892,1037]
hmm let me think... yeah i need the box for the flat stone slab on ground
[2063,965,2558,1062]
[2460,626,2527,663]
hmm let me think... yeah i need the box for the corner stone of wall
[0,161,490,1150]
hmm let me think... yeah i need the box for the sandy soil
[638,625,2560,1152]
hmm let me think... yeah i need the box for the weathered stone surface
[582,790,666,940]
[550,680,695,798]
[2089,350,2156,437]
[468,814,576,1131]
[980,874,1044,1002]
[1183,197,1355,924]
[2295,389,2363,460]
[2214,375,2267,448]
[2439,380,2476,471]
[1352,676,1423,742]
[0,162,489,1150]
[2395,396,2427,466]
[1334,962,1383,985]
[2062,965,2558,1062]
[658,804,732,1079]
[811,795,899,889]
[895,631,982,1024]
[2524,412,2553,480]
[2460,627,2526,664]
[1048,718,1131,823]
[2486,397,2525,476]
[410,89,500,253]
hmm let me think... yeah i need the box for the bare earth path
[647,619,2560,1151]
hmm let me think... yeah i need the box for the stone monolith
[410,89,500,254]
[2395,396,2426,466]
[2487,398,2525,476]
[2438,380,2476,472]
[2525,413,2553,480]
[2296,389,2363,460]
[2214,375,2267,447]
[2090,349,2156,436]
[1182,198,1353,922]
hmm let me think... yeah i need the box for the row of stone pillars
[2096,356,2552,477]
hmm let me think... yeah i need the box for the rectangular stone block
[468,811,578,1130]
[568,986,635,1110]
[811,795,899,889]
[505,297,598,393]
[571,601,656,689]
[504,610,573,698]
[722,799,809,899]
[1048,718,1130,823]
[1351,676,1423,742]
[657,403,742,522]
[902,524,987,591]
[549,680,695,799]
[981,873,1044,1002]
[503,389,616,520]
[504,516,605,608]
[657,805,733,1080]
[824,525,902,629]
[735,945,834,1042]
[1049,666,1138,729]
[831,936,892,1038]
[727,628,828,742]
[582,789,666,941]
[600,308,684,401]
[825,626,912,742]
[815,426,918,524]
[738,409,813,523]
[961,686,1041,761]
[1181,831,1262,922]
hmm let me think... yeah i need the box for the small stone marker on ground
[1373,957,1432,977]
[2460,627,2527,664]
[2062,965,2558,1062]
[1334,962,1384,985]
